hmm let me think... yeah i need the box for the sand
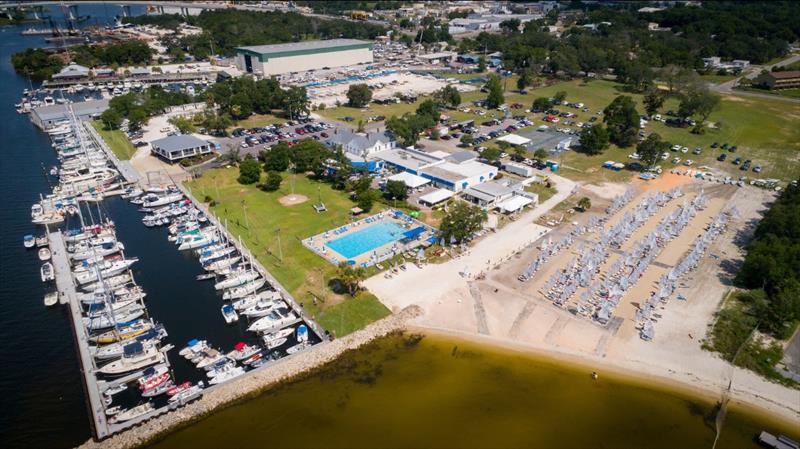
[278,194,308,206]
[365,178,800,423]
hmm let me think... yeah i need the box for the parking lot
[212,116,337,159]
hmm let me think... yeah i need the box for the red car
[320,132,329,138]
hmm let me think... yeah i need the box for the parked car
[732,157,742,165]
[717,153,727,161]
[671,157,681,164]
[753,165,762,173]
[729,145,738,153]
[693,147,702,155]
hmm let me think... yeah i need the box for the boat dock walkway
[49,229,111,439]
[50,229,174,439]
[42,71,214,89]
[83,121,139,184]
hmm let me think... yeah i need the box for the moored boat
[108,402,154,424]
[97,341,164,375]
[40,262,55,282]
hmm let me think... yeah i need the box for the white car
[671,144,681,151]
[684,159,694,166]
[672,157,681,164]
[628,153,641,160]
[681,146,689,153]
[661,152,669,160]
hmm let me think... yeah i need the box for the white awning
[497,134,531,146]
[496,195,533,213]
[388,171,431,189]
[419,188,454,205]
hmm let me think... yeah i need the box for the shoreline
[78,306,423,449]
[411,324,800,429]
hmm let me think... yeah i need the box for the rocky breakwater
[79,305,423,449]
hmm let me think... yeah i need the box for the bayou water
[151,333,798,449]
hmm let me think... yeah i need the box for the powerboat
[108,402,154,424]
[247,309,297,333]
[286,341,311,355]
[221,304,238,324]
[38,247,51,261]
[226,342,260,362]
[44,291,59,307]
[40,262,55,282]
[73,258,138,285]
[97,341,164,375]
[195,349,225,369]
[240,300,282,319]
[178,339,208,358]
[207,365,245,385]
[23,234,35,248]
[168,381,204,404]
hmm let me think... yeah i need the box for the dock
[49,229,174,439]
[49,229,110,439]
[42,71,214,89]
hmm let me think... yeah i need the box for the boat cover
[187,338,199,347]
[123,341,144,356]
[234,342,246,351]
[222,305,235,313]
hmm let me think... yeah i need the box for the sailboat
[214,270,259,290]
[222,278,266,300]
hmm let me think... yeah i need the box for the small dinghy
[44,291,59,307]
[38,247,51,261]
[23,234,35,248]
[40,262,55,282]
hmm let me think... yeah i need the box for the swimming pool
[326,221,408,260]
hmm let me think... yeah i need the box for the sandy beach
[365,173,800,423]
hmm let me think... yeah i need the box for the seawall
[78,305,423,449]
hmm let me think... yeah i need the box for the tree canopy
[636,133,667,168]
[485,74,505,109]
[579,124,610,155]
[237,157,262,185]
[603,96,639,148]
[439,202,487,243]
[346,84,372,108]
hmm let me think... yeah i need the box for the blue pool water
[326,221,407,259]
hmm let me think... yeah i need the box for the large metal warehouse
[234,39,374,76]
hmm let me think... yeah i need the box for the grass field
[699,74,738,84]
[231,112,287,131]
[91,120,136,160]
[186,168,390,337]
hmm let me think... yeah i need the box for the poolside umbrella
[348,260,356,265]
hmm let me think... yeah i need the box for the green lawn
[699,74,739,84]
[91,120,137,160]
[231,112,287,131]
[524,182,557,203]
[186,168,390,337]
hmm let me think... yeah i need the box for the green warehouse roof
[235,39,372,61]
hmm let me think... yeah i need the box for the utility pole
[275,228,283,262]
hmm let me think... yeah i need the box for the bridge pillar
[122,5,131,18]
[158,6,164,14]
[181,7,188,17]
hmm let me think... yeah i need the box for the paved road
[710,54,800,104]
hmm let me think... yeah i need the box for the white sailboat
[222,278,266,301]
[247,309,297,333]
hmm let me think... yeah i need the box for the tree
[201,111,232,135]
[679,87,721,130]
[532,97,551,112]
[577,197,591,211]
[168,115,196,134]
[485,74,505,109]
[386,113,436,148]
[336,262,366,297]
[481,147,501,161]
[643,88,665,117]
[263,142,291,172]
[603,96,639,148]
[237,157,261,184]
[439,202,487,243]
[100,109,123,130]
[416,98,439,119]
[477,56,487,73]
[460,133,474,147]
[290,139,332,176]
[553,91,567,104]
[346,83,372,107]
[579,124,610,155]
[230,92,253,120]
[637,133,667,168]
[261,171,282,191]
[282,86,309,119]
[128,108,149,132]
[433,85,461,109]
[385,180,408,201]
[534,148,548,160]
[356,188,381,213]
[517,69,532,92]
[500,18,521,33]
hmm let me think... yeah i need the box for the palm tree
[337,262,366,297]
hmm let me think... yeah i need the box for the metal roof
[151,134,210,152]
[419,188,454,205]
[33,99,109,121]
[388,171,430,188]
[236,39,370,56]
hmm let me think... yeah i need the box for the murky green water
[151,333,798,449]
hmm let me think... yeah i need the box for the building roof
[419,188,454,205]
[497,134,531,146]
[769,70,800,79]
[496,195,533,213]
[33,99,109,121]
[372,148,440,172]
[417,52,455,60]
[128,66,150,75]
[53,63,90,78]
[236,39,371,57]
[151,134,209,152]
[327,129,393,152]
[446,151,477,163]
[469,180,515,198]
[388,171,430,189]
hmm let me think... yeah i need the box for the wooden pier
[83,121,139,183]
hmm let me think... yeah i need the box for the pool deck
[302,210,435,267]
